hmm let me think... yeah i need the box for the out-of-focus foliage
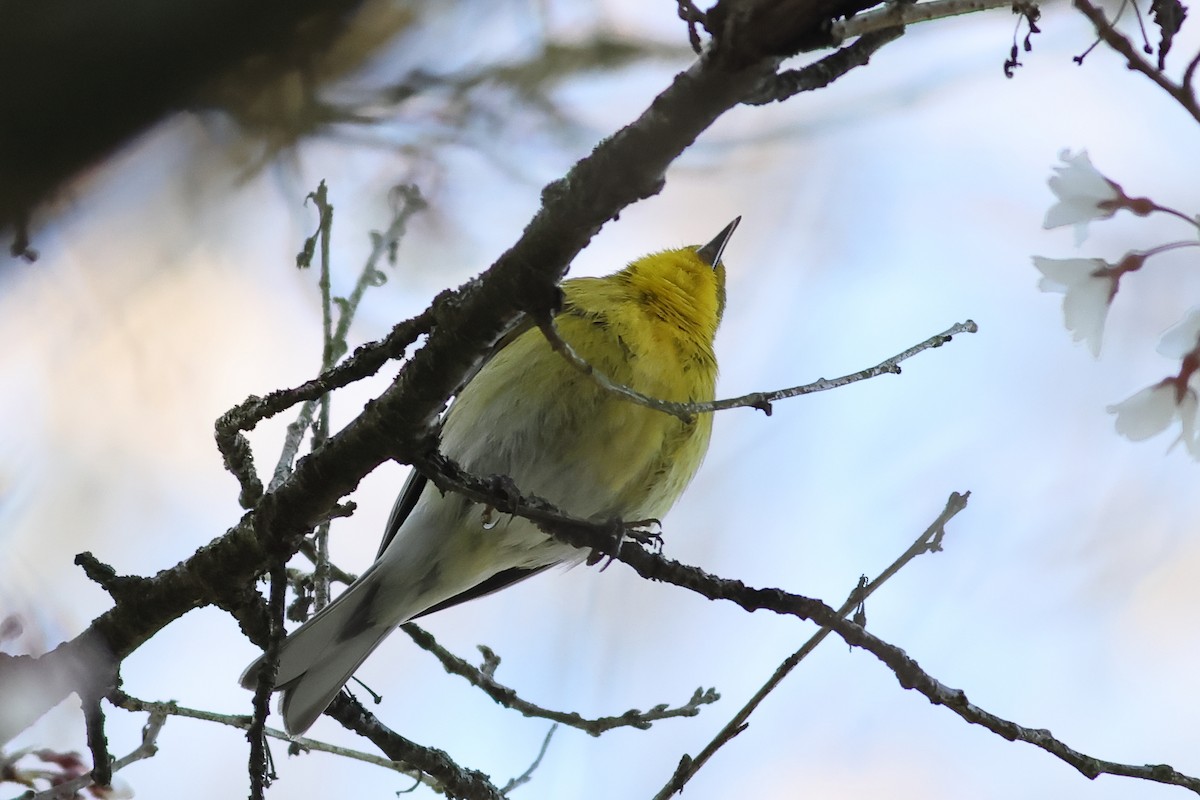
[0,0,690,258]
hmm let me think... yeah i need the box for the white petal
[1043,201,1110,230]
[1063,278,1114,358]
[1156,308,1200,359]
[1032,257,1115,356]
[1176,389,1199,456]
[1108,382,1178,441]
[1051,150,1117,203]
[1032,256,1105,291]
[1043,150,1119,243]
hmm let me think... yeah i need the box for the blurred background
[2,0,1199,798]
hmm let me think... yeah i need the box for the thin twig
[401,624,718,736]
[270,184,427,498]
[654,492,970,799]
[307,186,426,610]
[109,693,434,788]
[1183,50,1200,94]
[332,185,427,351]
[270,399,319,493]
[542,319,978,422]
[218,243,433,503]
[312,184,336,610]
[500,725,559,794]
[248,561,287,799]
[296,539,357,587]
[1074,0,1200,124]
[26,708,167,800]
[745,27,905,105]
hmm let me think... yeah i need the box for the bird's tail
[239,565,401,736]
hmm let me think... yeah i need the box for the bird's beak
[695,217,741,268]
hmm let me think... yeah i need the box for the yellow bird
[242,218,739,734]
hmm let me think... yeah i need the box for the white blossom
[1156,307,1200,359]
[1043,149,1122,245]
[1108,378,1200,455]
[1033,256,1116,357]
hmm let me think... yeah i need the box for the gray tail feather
[239,567,406,735]
[276,624,392,735]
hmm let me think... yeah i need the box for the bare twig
[26,708,166,800]
[333,186,427,351]
[746,27,906,105]
[109,692,434,788]
[654,492,970,799]
[219,184,428,509]
[542,319,978,422]
[248,560,287,799]
[311,184,336,610]
[271,399,320,494]
[296,540,357,587]
[1183,50,1200,93]
[1074,0,1200,124]
[401,624,718,736]
[214,303,434,507]
[708,319,978,414]
[80,688,111,788]
[676,0,708,54]
[500,724,558,794]
[271,183,427,496]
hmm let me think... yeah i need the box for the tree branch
[401,624,719,736]
[1074,0,1200,124]
[744,26,905,105]
[541,318,977,420]
[24,706,166,800]
[415,458,1200,795]
[654,492,970,798]
[325,693,505,800]
[109,692,435,789]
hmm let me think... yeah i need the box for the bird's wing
[378,461,551,615]
[411,564,553,618]
[376,467,427,559]
[375,312,538,559]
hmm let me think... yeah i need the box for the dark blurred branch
[0,0,364,259]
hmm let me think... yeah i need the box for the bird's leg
[623,518,664,552]
[585,517,664,570]
[484,473,524,516]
